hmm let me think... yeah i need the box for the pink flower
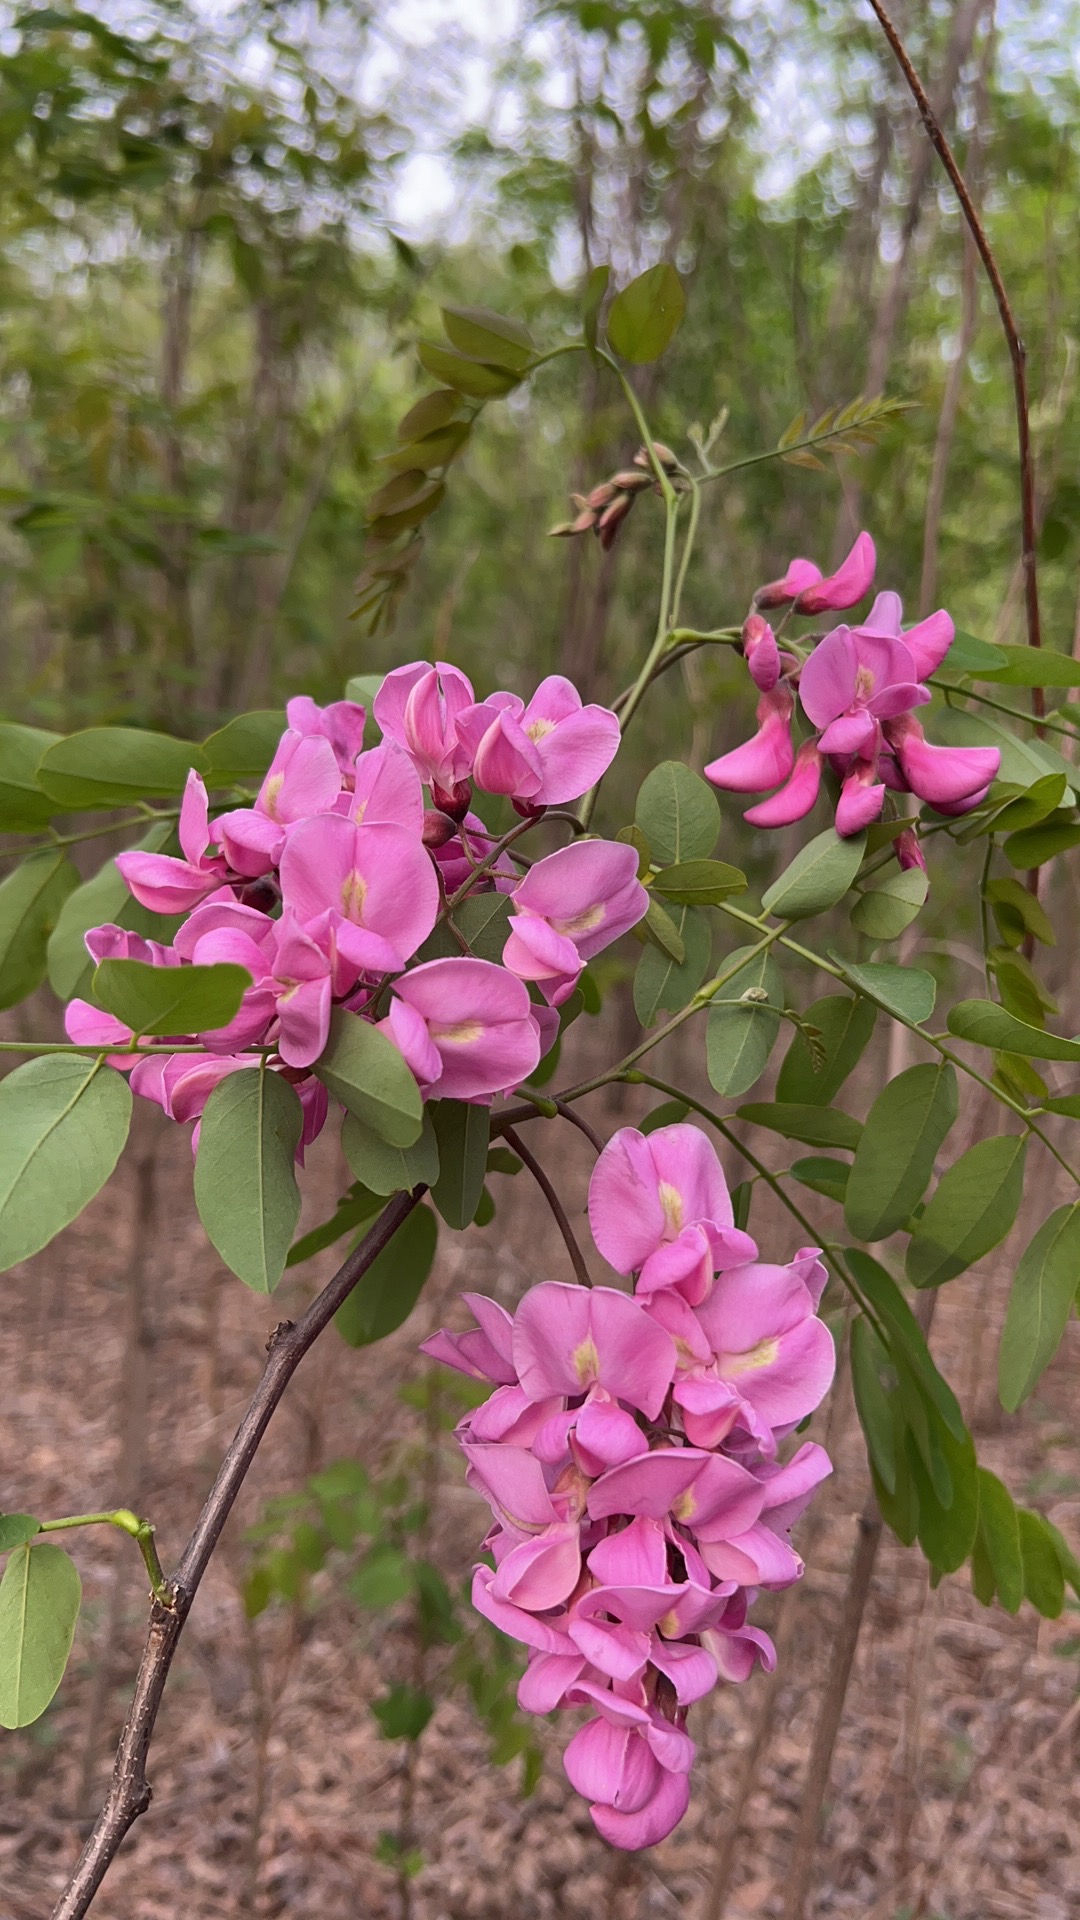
[379,956,541,1101]
[421,1292,518,1383]
[63,998,136,1066]
[884,714,999,810]
[503,840,647,1006]
[214,729,343,878]
[835,758,886,836]
[704,685,795,795]
[372,660,476,806]
[512,1282,676,1419]
[116,770,228,914]
[286,695,367,778]
[798,623,928,757]
[588,1124,756,1303]
[743,740,824,829]
[678,1251,834,1447]
[563,1689,694,1850]
[457,676,621,808]
[279,814,439,976]
[741,614,782,692]
[850,590,956,680]
[346,741,424,832]
[129,1051,255,1126]
[755,532,875,614]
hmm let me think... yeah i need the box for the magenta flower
[279,815,439,976]
[884,714,1000,811]
[563,1690,694,1850]
[755,531,875,614]
[457,676,621,809]
[379,956,541,1101]
[850,590,956,680]
[503,840,647,1005]
[116,769,228,914]
[588,1124,756,1304]
[512,1282,676,1419]
[743,740,824,829]
[798,623,928,758]
[286,695,367,779]
[372,660,476,807]
[741,613,782,692]
[421,1293,518,1383]
[214,728,343,879]
[704,685,795,796]
[347,741,424,832]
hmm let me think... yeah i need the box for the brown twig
[865,1,1043,687]
[551,1098,605,1156]
[50,1187,423,1920]
[502,1126,594,1287]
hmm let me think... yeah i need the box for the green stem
[933,678,1080,741]
[669,477,702,634]
[979,838,995,998]
[0,1040,264,1056]
[0,810,178,867]
[39,1510,173,1606]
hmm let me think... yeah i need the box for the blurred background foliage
[1,0,1078,777]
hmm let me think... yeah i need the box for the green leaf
[634,762,719,866]
[422,893,511,964]
[0,1057,132,1272]
[906,1420,978,1575]
[352,1546,416,1610]
[942,629,1008,675]
[430,1101,490,1230]
[194,1070,302,1293]
[1003,818,1080,867]
[372,1681,435,1741]
[998,1202,1080,1411]
[396,391,464,441]
[850,1316,897,1494]
[947,999,1080,1062]
[342,1110,440,1197]
[933,708,1075,803]
[286,1182,385,1267]
[314,1010,423,1147]
[705,945,784,1099]
[986,875,1056,949]
[582,262,610,355]
[36,727,206,809]
[0,724,63,830]
[202,711,285,785]
[906,1135,1027,1289]
[416,339,519,397]
[974,1471,1024,1613]
[0,1543,81,1728]
[850,866,928,942]
[0,851,79,1010]
[845,1064,957,1242]
[986,774,1067,836]
[1018,1509,1065,1618]
[736,1102,862,1151]
[440,306,533,373]
[639,1099,690,1135]
[833,956,937,1026]
[761,828,866,922]
[335,1202,439,1348]
[776,994,877,1105]
[607,263,686,363]
[92,958,251,1037]
[982,644,1080,688]
[789,1156,850,1203]
[0,1516,40,1552]
[652,859,747,906]
[633,904,711,1025]
[845,1248,966,1442]
[46,821,179,1004]
[641,897,685,963]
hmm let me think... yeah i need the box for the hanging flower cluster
[63,669,647,1145]
[705,532,1000,845]
[424,1124,834,1850]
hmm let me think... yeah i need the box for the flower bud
[421,808,458,848]
[431,778,473,821]
[741,613,781,691]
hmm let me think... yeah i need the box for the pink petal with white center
[279,816,438,963]
[393,956,541,1100]
[520,679,620,805]
[379,996,444,1091]
[586,1449,706,1523]
[696,1259,819,1352]
[258,731,342,823]
[645,1124,735,1232]
[512,1282,676,1418]
[643,1291,713,1369]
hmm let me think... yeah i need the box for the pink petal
[587,1517,669,1588]
[512,1283,676,1418]
[350,741,424,831]
[793,531,875,615]
[744,741,823,828]
[901,608,955,678]
[648,1635,718,1704]
[587,1128,671,1273]
[178,769,212,866]
[115,852,219,915]
[564,1718,660,1814]
[589,1761,690,1850]
[835,761,885,836]
[490,1523,582,1610]
[587,1449,706,1523]
[470,1566,572,1654]
[573,1394,647,1472]
[517,1651,588,1712]
[705,686,795,792]
[797,628,859,728]
[461,1442,557,1530]
[742,614,781,691]
[755,556,822,611]
[213,808,284,878]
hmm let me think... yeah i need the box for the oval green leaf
[736,1102,862,1152]
[1019,1508,1065,1618]
[416,340,519,397]
[607,263,686,364]
[635,762,719,866]
[641,896,685,963]
[761,828,866,922]
[342,1109,440,1197]
[845,1063,957,1242]
[789,1156,850,1203]
[440,305,534,373]
[202,711,285,785]
[776,993,877,1106]
[947,998,1080,1062]
[0,1544,81,1728]
[0,724,63,830]
[0,850,79,1010]
[36,728,205,810]
[652,859,747,906]
[334,1202,439,1348]
[705,945,784,1100]
[92,958,251,1037]
[313,1009,423,1147]
[194,1068,303,1294]
[849,866,928,942]
[0,1515,41,1552]
[906,1134,1027,1290]
[833,956,937,1026]
[0,1057,132,1272]
[1003,818,1080,868]
[430,1100,490,1230]
[974,1470,1024,1614]
[998,1202,1080,1412]
[633,904,711,1026]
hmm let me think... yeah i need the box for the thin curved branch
[551,1098,605,1156]
[865,0,1044,699]
[502,1126,593,1287]
[51,1186,423,1920]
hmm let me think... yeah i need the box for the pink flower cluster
[706,534,1000,843]
[424,1124,834,1850]
[64,670,648,1144]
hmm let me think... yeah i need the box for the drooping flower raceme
[66,669,642,1155]
[424,1123,833,1850]
[705,535,1000,848]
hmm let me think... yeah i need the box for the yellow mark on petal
[353,796,368,822]
[277,980,299,1004]
[262,772,285,822]
[430,1019,484,1047]
[572,1335,600,1388]
[721,1337,780,1378]
[854,665,875,701]
[524,717,557,742]
[673,1336,698,1368]
[671,1487,698,1523]
[658,1181,683,1236]
[658,1609,680,1638]
[340,869,366,921]
[556,902,606,938]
